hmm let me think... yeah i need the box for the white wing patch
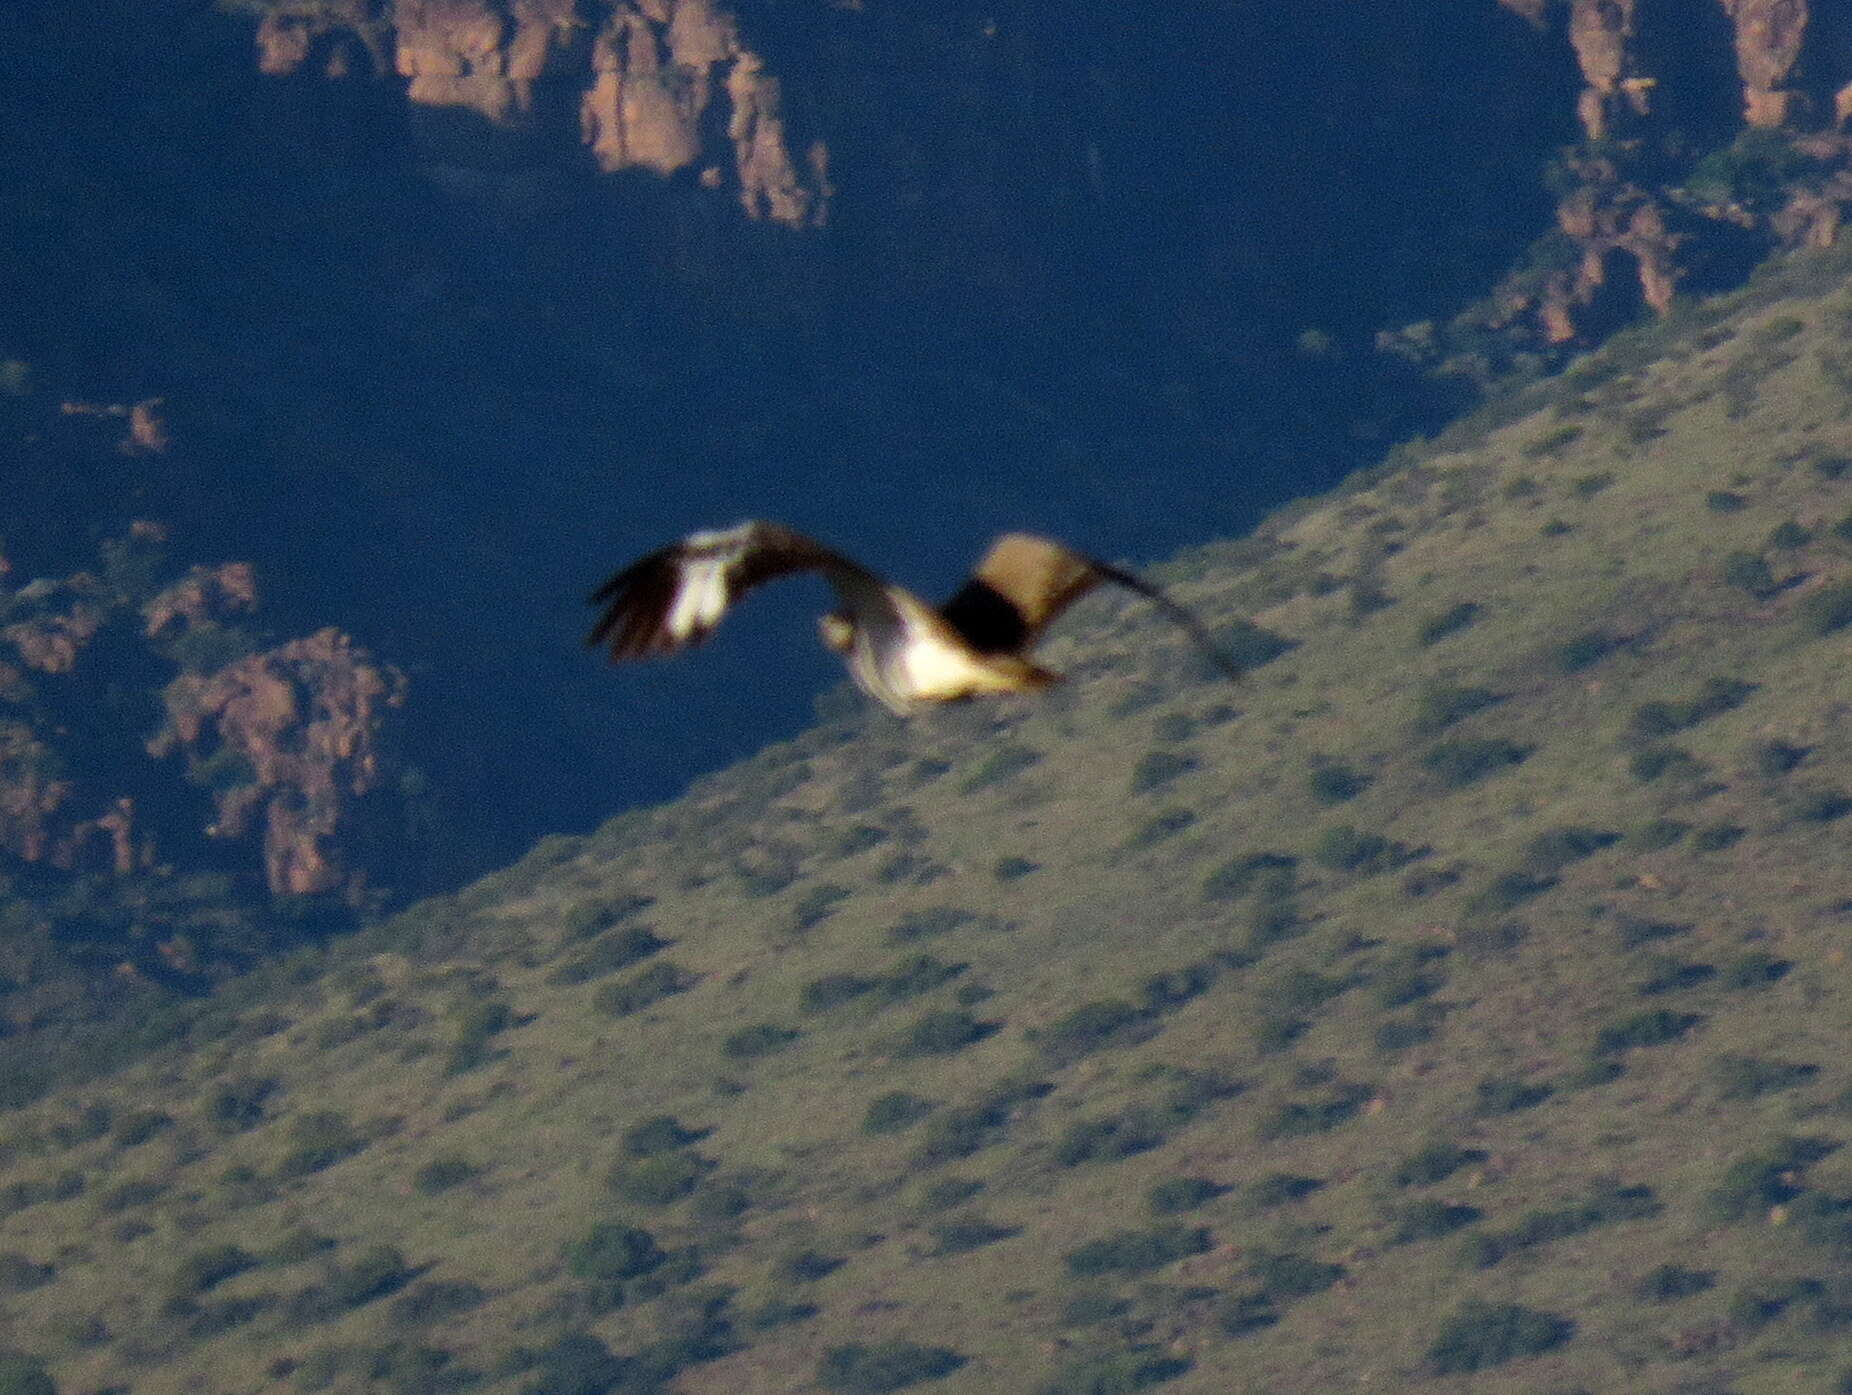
[665,553,735,641]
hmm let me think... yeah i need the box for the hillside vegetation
[10,248,1852,1394]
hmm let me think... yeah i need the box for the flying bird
[587,521,1241,715]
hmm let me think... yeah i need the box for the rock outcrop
[150,628,406,898]
[251,0,828,228]
[1,532,406,915]
[1489,0,1852,343]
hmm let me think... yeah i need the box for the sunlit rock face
[150,628,407,899]
[0,519,405,907]
[251,0,827,227]
[1489,0,1852,344]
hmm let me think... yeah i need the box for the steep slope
[8,246,1852,1392]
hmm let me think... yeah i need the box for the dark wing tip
[585,548,686,661]
[1090,560,1244,683]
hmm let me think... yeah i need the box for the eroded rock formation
[151,628,407,898]
[0,533,406,911]
[1489,0,1852,343]
[251,0,828,228]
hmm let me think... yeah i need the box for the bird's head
[817,612,856,653]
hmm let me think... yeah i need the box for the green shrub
[1722,550,1777,597]
[802,973,878,1013]
[1374,1010,1443,1051]
[1768,519,1812,548]
[1791,786,1852,822]
[1800,581,1852,635]
[1723,950,1792,988]
[1555,629,1616,671]
[1707,489,1748,512]
[898,1010,997,1057]
[912,1100,1016,1166]
[621,1115,705,1157]
[1713,1054,1818,1100]
[959,744,1042,794]
[1751,738,1810,776]
[927,1219,1019,1256]
[1040,1350,1190,1394]
[206,1076,277,1134]
[993,856,1038,880]
[1147,1176,1229,1214]
[1427,1300,1572,1373]
[445,998,513,1075]
[1474,1076,1553,1115]
[1467,1182,1660,1267]
[1632,818,1691,850]
[1054,1109,1168,1167]
[610,1151,713,1206]
[1370,946,1448,1009]
[1139,963,1216,1012]
[1636,958,1715,995]
[1307,761,1370,804]
[888,908,981,944]
[561,894,654,939]
[722,1023,799,1060]
[327,1245,414,1308]
[1637,1264,1716,1301]
[1628,744,1701,782]
[1249,1173,1323,1207]
[592,961,695,1017]
[1616,914,1692,948]
[276,1111,367,1179]
[173,1244,258,1294]
[1126,807,1196,847]
[1411,683,1504,735]
[1521,825,1619,874]
[524,1332,632,1395]
[776,1249,844,1283]
[1706,1137,1835,1221]
[0,1255,53,1294]
[1571,471,1613,497]
[1421,738,1532,787]
[917,1178,983,1212]
[1417,601,1482,646]
[547,925,670,985]
[1200,851,1296,902]
[862,1092,935,1136]
[791,883,852,930]
[1596,1009,1702,1054]
[1219,620,1296,670]
[565,1223,666,1282]
[0,1357,56,1395]
[1131,750,1197,795]
[111,1109,174,1149]
[1065,1224,1210,1277]
[1251,1251,1343,1300]
[1256,1081,1372,1140]
[818,1342,966,1393]
[1393,1199,1481,1243]
[1039,999,1149,1063]
[1313,825,1402,874]
[389,1279,486,1326]
[879,954,968,1002]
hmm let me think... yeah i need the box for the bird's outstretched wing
[940,533,1243,681]
[587,521,889,660]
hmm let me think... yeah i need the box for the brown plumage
[588,521,1240,714]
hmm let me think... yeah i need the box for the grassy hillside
[9,247,1852,1394]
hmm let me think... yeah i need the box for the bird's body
[587,521,1237,714]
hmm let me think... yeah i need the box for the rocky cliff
[1488,0,1852,343]
[0,399,410,991]
[247,0,828,226]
